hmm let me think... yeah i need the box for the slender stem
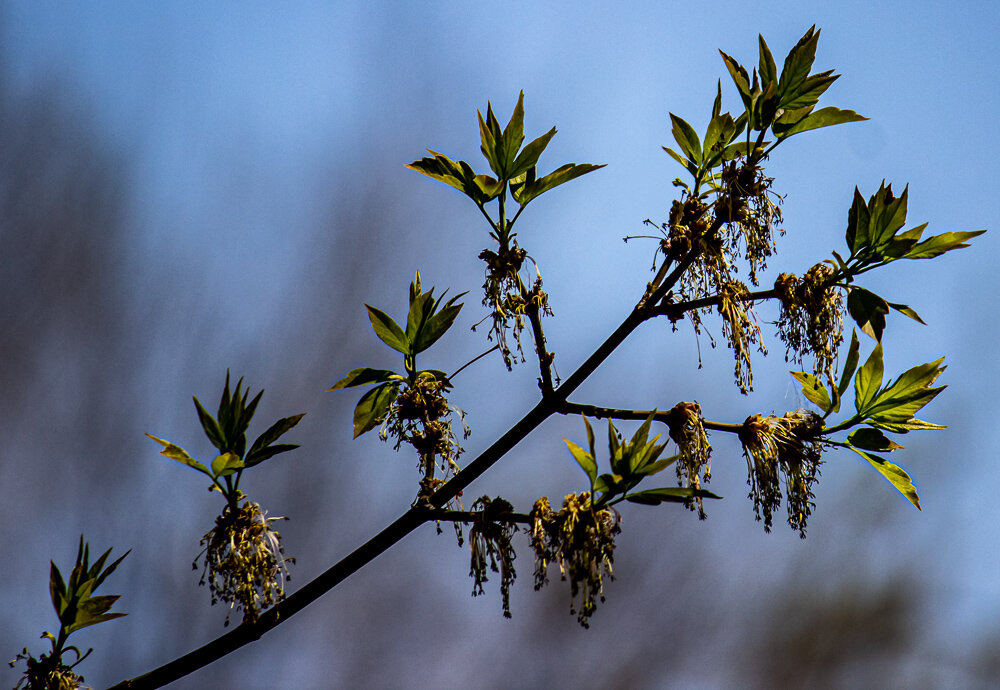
[558,401,744,434]
[449,345,500,380]
[651,287,780,319]
[424,509,532,525]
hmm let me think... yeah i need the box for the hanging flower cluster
[529,493,621,627]
[774,262,845,376]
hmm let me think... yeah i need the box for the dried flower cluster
[739,409,824,537]
[468,496,518,618]
[717,280,766,393]
[477,245,553,370]
[667,401,713,518]
[381,372,469,485]
[10,651,85,690]
[774,262,845,376]
[195,498,294,626]
[529,493,620,627]
[717,161,784,285]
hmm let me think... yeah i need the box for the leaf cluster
[791,331,946,509]
[565,415,721,509]
[329,272,464,438]
[407,91,604,238]
[833,182,986,340]
[10,536,130,689]
[147,372,304,500]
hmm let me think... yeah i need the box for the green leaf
[773,106,867,139]
[366,305,410,354]
[847,287,889,341]
[778,26,820,102]
[565,438,598,487]
[719,50,751,102]
[848,427,904,452]
[837,330,861,402]
[478,105,501,177]
[211,452,244,478]
[663,146,698,177]
[869,418,946,433]
[779,71,838,111]
[412,299,464,354]
[405,150,467,193]
[850,447,921,510]
[635,453,680,478]
[865,357,946,422]
[625,486,723,506]
[498,91,526,177]
[511,162,605,206]
[758,34,777,85]
[669,113,702,164]
[846,187,870,254]
[791,371,833,412]
[887,301,926,325]
[854,341,884,413]
[583,415,596,460]
[67,595,127,634]
[245,413,305,467]
[145,434,212,477]
[902,229,987,259]
[193,397,225,451]
[352,382,400,438]
[511,126,557,180]
[327,367,399,391]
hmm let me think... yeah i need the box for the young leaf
[850,447,921,510]
[145,434,212,477]
[778,26,820,101]
[498,91,526,176]
[791,371,833,412]
[902,229,987,259]
[352,382,400,438]
[193,397,225,451]
[758,34,777,85]
[245,413,306,466]
[669,113,702,164]
[511,126,557,180]
[511,162,606,206]
[211,452,244,478]
[847,427,904,452]
[625,486,723,506]
[412,300,464,354]
[847,287,889,341]
[366,305,410,354]
[887,301,926,325]
[327,367,399,391]
[837,330,861,401]
[865,358,946,422]
[854,341,884,413]
[773,106,866,139]
[846,187,871,254]
[564,438,598,487]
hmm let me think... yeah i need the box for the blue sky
[3,2,999,687]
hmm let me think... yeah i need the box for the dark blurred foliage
[2,31,998,690]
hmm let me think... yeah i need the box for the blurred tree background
[3,3,998,688]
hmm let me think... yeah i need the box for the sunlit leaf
[327,367,399,391]
[669,113,702,163]
[565,438,598,486]
[850,447,921,510]
[366,305,410,354]
[903,229,987,259]
[791,371,833,412]
[352,382,400,438]
[625,486,723,506]
[774,106,866,139]
[854,341,884,413]
[847,427,904,452]
[145,434,211,477]
[847,287,889,341]
[211,452,244,478]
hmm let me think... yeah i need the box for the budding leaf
[854,341,884,413]
[327,367,399,391]
[145,434,211,478]
[352,382,400,438]
[625,486,723,506]
[564,438,598,487]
